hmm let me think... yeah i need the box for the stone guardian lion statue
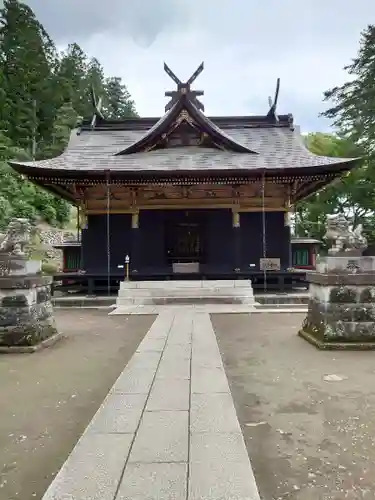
[0,218,32,256]
[324,214,367,256]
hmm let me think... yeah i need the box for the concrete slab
[189,433,260,500]
[110,368,155,394]
[191,366,230,394]
[147,378,190,411]
[136,337,166,352]
[156,357,191,380]
[163,343,191,359]
[190,393,242,433]
[189,457,259,500]
[89,393,147,434]
[42,433,132,500]
[128,410,189,463]
[126,351,161,371]
[117,463,188,500]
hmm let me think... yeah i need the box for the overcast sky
[24,0,375,132]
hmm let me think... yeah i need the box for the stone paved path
[42,311,260,500]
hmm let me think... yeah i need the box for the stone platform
[300,256,375,349]
[42,311,260,500]
[0,275,60,352]
[114,279,256,313]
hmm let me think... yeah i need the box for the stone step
[117,288,254,298]
[255,293,309,305]
[117,296,256,306]
[255,302,307,310]
[115,279,256,310]
[119,279,253,289]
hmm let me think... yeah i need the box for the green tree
[103,77,137,119]
[0,0,57,154]
[0,1,138,232]
[40,102,78,159]
[0,131,70,228]
[55,43,88,117]
[294,133,374,241]
[85,57,105,97]
[322,25,375,151]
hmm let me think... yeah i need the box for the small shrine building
[8,63,359,286]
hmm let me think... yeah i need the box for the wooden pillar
[131,211,140,272]
[78,204,87,271]
[284,210,292,268]
[232,209,241,272]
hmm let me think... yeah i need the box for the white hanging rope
[106,174,111,296]
[261,171,267,292]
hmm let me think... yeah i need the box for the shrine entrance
[166,219,204,264]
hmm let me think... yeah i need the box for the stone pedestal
[299,256,375,349]
[0,255,60,352]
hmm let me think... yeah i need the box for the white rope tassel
[261,172,267,292]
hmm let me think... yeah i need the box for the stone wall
[0,276,58,347]
[300,256,375,349]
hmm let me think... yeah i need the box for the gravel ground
[212,313,375,500]
[0,309,154,500]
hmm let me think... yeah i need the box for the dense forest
[1,0,375,244]
[0,0,137,229]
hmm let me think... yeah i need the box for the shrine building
[8,63,359,289]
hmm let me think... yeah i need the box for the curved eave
[9,157,359,182]
[115,96,257,155]
[292,158,361,203]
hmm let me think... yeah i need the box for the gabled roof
[8,63,360,195]
[9,120,359,175]
[115,94,257,155]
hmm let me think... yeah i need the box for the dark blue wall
[81,214,131,273]
[240,212,290,270]
[81,210,290,274]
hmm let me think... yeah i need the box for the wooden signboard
[259,258,281,271]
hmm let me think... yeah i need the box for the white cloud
[27,0,375,131]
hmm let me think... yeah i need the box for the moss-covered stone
[301,299,326,341]
[36,286,51,304]
[329,287,357,303]
[2,295,28,307]
[0,315,58,346]
[359,287,375,303]
[326,304,354,322]
[352,305,375,322]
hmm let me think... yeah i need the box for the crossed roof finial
[164,62,205,112]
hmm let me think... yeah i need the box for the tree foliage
[294,25,375,245]
[323,25,375,156]
[0,0,137,229]
[295,133,375,243]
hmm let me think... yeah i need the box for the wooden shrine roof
[9,122,359,177]
[9,63,360,182]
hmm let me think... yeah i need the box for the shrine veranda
[8,64,359,291]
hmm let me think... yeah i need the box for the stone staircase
[115,280,256,308]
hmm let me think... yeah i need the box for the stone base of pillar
[299,256,375,350]
[0,274,61,352]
